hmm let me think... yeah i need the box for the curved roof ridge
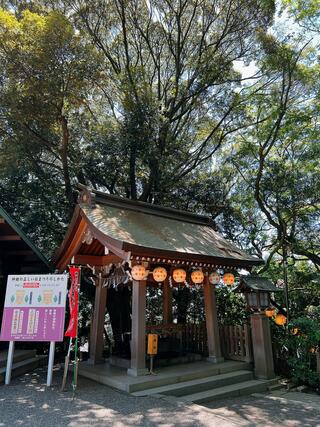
[78,184,215,226]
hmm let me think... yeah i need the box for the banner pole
[46,341,55,387]
[5,340,15,385]
[61,337,72,391]
[72,267,81,395]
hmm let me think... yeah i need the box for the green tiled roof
[239,275,280,292]
[79,189,263,265]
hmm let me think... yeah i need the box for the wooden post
[128,279,148,376]
[163,279,173,324]
[88,278,107,364]
[203,276,224,363]
[316,351,320,374]
[250,313,275,379]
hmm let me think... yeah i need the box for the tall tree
[224,32,320,268]
[0,9,100,207]
[68,0,275,202]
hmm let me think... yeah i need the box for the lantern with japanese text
[223,272,235,286]
[131,264,147,281]
[209,271,220,285]
[191,270,204,284]
[172,268,186,283]
[152,267,167,282]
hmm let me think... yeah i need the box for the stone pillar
[250,313,275,379]
[88,278,107,364]
[128,279,148,376]
[163,279,173,324]
[203,277,224,363]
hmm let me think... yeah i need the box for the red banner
[65,266,81,338]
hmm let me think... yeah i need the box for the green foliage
[284,317,320,388]
[216,287,248,326]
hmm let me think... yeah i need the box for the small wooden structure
[0,206,51,342]
[53,186,263,376]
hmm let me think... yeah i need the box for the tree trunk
[59,115,74,208]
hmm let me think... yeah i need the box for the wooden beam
[56,219,87,271]
[203,276,224,363]
[88,278,108,364]
[128,279,148,376]
[73,254,121,266]
[0,235,21,241]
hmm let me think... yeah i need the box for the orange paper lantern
[152,267,167,282]
[131,264,147,281]
[223,273,235,286]
[265,308,275,318]
[274,313,287,326]
[191,270,204,284]
[172,268,186,283]
[209,271,220,285]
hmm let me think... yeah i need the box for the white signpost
[0,274,68,386]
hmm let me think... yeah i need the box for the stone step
[0,355,47,385]
[0,349,37,368]
[180,379,275,404]
[267,382,285,392]
[127,361,252,393]
[132,369,254,397]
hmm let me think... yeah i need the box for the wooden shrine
[53,186,263,376]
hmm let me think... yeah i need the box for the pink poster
[0,274,68,342]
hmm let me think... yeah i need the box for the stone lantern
[235,275,280,312]
[235,275,280,380]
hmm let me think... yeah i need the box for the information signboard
[0,274,68,342]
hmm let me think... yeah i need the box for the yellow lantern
[131,264,147,281]
[152,267,167,282]
[191,270,204,284]
[223,272,235,286]
[274,313,287,326]
[172,268,186,283]
[265,308,275,318]
[209,271,220,285]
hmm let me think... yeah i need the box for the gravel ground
[204,394,320,427]
[0,366,319,427]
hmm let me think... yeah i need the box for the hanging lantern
[265,308,275,318]
[209,271,220,285]
[191,270,204,284]
[152,266,167,282]
[223,272,235,286]
[274,313,287,326]
[172,268,186,283]
[131,264,147,281]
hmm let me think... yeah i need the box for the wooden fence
[220,324,253,363]
[146,322,253,363]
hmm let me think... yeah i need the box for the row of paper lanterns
[131,265,235,285]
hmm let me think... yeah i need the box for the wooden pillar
[88,278,107,365]
[163,280,173,324]
[203,276,224,363]
[250,313,275,379]
[128,279,148,376]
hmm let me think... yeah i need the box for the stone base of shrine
[76,358,252,394]
[109,352,202,370]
